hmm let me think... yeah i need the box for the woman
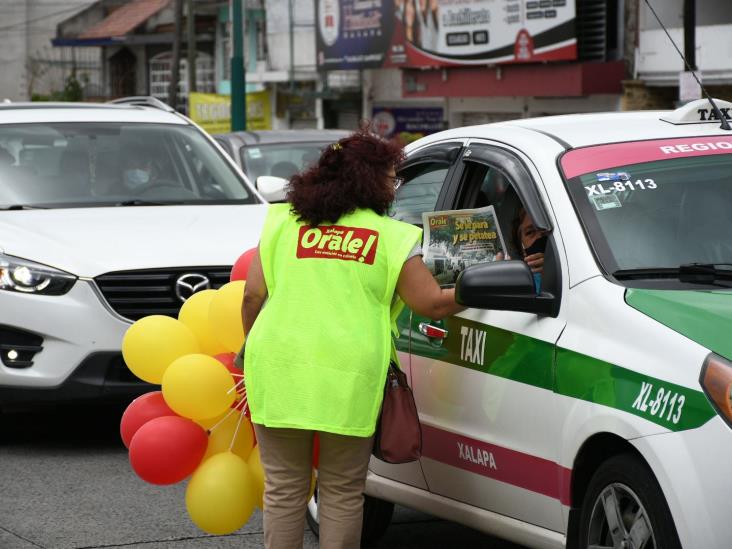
[511,206,548,292]
[242,128,464,549]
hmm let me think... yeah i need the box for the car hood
[626,288,732,361]
[0,205,270,277]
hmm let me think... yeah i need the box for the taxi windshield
[561,137,732,282]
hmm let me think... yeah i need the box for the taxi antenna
[644,0,731,131]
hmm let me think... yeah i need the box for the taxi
[314,99,732,548]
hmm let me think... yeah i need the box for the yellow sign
[188,91,272,134]
[246,90,271,131]
[189,92,231,134]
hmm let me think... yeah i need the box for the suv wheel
[306,479,394,545]
[578,454,681,549]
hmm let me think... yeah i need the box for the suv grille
[95,267,231,321]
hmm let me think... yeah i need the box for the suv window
[0,122,258,208]
[241,143,329,182]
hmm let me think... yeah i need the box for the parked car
[214,129,349,201]
[307,98,732,548]
[0,97,269,405]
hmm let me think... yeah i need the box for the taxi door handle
[419,322,448,339]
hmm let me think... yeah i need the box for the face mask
[124,168,151,189]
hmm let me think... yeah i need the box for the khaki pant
[253,424,374,549]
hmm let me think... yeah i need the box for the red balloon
[129,416,208,485]
[120,391,177,448]
[230,248,257,281]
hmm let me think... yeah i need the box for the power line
[0,4,90,33]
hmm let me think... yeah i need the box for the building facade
[0,0,100,101]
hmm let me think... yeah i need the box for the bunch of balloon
[119,248,267,535]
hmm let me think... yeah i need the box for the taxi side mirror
[455,260,557,317]
[256,175,288,203]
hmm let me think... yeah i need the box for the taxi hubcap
[587,483,655,549]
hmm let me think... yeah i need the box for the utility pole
[187,0,196,94]
[231,0,246,130]
[169,0,184,109]
[683,0,696,71]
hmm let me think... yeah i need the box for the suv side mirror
[256,175,288,202]
[455,260,557,316]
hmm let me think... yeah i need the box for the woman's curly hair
[287,126,404,226]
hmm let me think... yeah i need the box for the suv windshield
[240,142,328,182]
[561,137,732,284]
[0,122,259,208]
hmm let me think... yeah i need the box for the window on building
[149,52,216,113]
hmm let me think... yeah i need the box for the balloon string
[227,378,246,394]
[206,406,237,433]
[229,404,246,451]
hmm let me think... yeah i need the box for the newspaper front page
[422,206,507,286]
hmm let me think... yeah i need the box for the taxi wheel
[306,481,394,546]
[577,453,681,549]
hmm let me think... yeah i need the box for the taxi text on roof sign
[660,98,732,125]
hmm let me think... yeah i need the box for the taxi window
[391,142,462,227]
[562,137,732,282]
[391,162,448,226]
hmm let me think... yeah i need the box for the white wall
[640,0,732,30]
[265,0,316,73]
[0,0,96,101]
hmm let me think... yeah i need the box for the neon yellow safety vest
[244,203,422,436]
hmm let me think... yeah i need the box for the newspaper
[422,206,507,286]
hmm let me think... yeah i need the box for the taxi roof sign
[661,98,732,125]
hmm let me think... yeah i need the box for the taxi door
[369,139,466,489]
[407,142,568,532]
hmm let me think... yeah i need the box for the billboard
[189,91,272,134]
[372,106,444,141]
[316,0,576,70]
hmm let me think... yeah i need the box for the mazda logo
[175,273,211,302]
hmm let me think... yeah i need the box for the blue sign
[372,107,445,138]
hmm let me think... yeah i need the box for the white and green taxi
[309,99,732,548]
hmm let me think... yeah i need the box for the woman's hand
[524,252,544,273]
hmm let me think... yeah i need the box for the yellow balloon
[208,281,246,353]
[186,451,257,535]
[196,411,228,431]
[162,354,236,420]
[178,290,229,356]
[204,411,255,462]
[247,444,265,509]
[121,315,200,384]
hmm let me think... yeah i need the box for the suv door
[369,140,464,489]
[409,141,568,532]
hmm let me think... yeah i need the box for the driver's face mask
[124,168,151,189]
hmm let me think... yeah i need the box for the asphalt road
[0,403,524,549]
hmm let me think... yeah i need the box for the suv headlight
[700,353,732,428]
[0,254,76,295]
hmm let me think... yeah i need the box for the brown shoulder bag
[372,361,422,464]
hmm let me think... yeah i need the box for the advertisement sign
[372,106,444,141]
[246,90,272,131]
[188,91,272,134]
[189,92,232,134]
[316,0,576,70]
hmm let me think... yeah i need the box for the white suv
[0,98,270,405]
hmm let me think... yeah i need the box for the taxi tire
[577,453,681,549]
[305,488,394,546]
